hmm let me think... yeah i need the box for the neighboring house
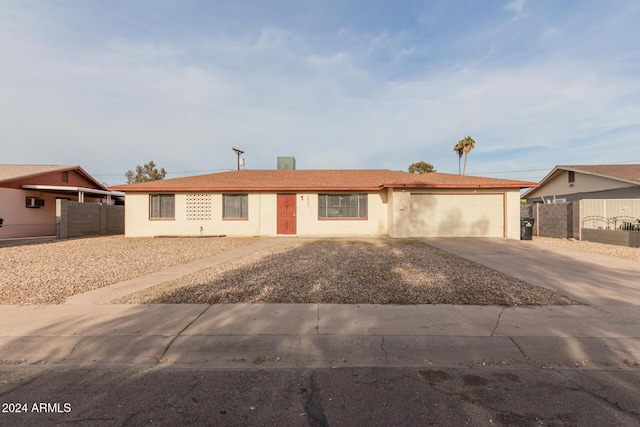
[110,169,537,239]
[0,165,123,239]
[522,165,640,203]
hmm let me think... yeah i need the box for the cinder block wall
[106,204,125,235]
[582,229,640,247]
[56,200,124,239]
[521,203,578,238]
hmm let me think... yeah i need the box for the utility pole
[232,147,244,170]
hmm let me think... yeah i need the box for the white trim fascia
[21,185,125,197]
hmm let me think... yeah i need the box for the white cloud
[504,0,527,18]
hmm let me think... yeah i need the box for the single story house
[0,165,123,239]
[522,164,640,203]
[110,169,537,239]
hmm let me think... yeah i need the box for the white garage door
[410,193,504,237]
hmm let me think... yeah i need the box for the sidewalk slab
[1,303,639,368]
[495,306,640,338]
[62,336,173,366]
[183,304,318,336]
[595,305,640,322]
[318,304,503,336]
[64,238,286,304]
[162,335,524,368]
[0,336,171,366]
[0,304,209,336]
[0,336,82,364]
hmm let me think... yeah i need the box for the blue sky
[1,0,639,185]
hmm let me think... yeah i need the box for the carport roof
[110,169,538,192]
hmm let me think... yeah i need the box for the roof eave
[0,165,108,191]
[522,165,640,199]
[560,166,640,186]
[111,183,537,192]
[109,186,386,192]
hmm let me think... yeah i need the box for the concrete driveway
[424,238,640,306]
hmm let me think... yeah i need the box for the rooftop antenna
[232,147,244,170]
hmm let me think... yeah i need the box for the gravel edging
[533,236,640,261]
[0,236,260,305]
[115,240,579,306]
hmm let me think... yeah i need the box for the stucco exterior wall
[124,192,271,237]
[504,190,521,239]
[123,191,390,237]
[389,190,411,238]
[123,188,522,239]
[0,187,111,239]
[0,188,58,238]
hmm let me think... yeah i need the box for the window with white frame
[318,194,367,219]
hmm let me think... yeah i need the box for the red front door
[277,194,296,234]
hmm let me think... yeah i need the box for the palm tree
[453,141,464,175]
[461,135,476,175]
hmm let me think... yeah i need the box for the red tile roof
[110,169,538,192]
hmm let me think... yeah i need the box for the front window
[223,194,248,219]
[150,194,175,219]
[318,194,367,219]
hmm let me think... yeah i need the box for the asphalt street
[1,366,639,426]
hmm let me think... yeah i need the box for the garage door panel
[410,194,504,237]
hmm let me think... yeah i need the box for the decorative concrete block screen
[186,194,212,221]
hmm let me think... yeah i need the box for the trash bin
[520,217,534,240]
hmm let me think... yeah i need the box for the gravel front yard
[0,236,259,305]
[116,240,578,306]
[3,237,595,307]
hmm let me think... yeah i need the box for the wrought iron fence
[581,215,640,231]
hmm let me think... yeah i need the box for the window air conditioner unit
[26,197,45,208]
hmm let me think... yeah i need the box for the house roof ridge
[109,168,538,192]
